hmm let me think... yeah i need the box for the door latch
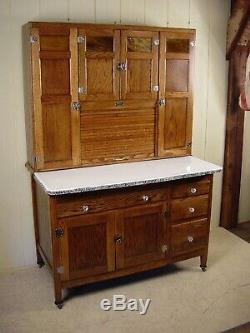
[72,102,81,111]
[117,63,127,71]
[158,98,166,106]
[55,227,64,238]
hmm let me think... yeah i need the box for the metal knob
[187,235,194,243]
[82,205,89,212]
[188,207,195,213]
[190,187,197,194]
[142,195,149,202]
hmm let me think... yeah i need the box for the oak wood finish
[34,175,213,307]
[24,22,195,171]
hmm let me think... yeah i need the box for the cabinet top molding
[34,156,222,196]
[26,21,196,34]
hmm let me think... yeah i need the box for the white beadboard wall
[0,0,230,271]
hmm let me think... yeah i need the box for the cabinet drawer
[171,195,209,221]
[56,186,169,218]
[171,219,208,256]
[171,179,210,199]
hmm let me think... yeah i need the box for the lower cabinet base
[36,245,208,309]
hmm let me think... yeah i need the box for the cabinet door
[115,203,168,270]
[78,28,120,101]
[158,31,195,157]
[31,26,80,170]
[120,30,159,100]
[59,212,115,281]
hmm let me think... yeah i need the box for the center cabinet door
[59,212,115,281]
[78,28,120,101]
[115,203,168,270]
[120,30,159,100]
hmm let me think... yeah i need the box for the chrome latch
[159,98,166,106]
[153,39,160,46]
[186,142,192,148]
[72,102,81,111]
[78,87,87,94]
[30,35,38,43]
[190,41,196,47]
[153,85,159,92]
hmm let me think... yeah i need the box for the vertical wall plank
[68,0,95,22]
[144,0,167,27]
[39,0,69,20]
[168,0,190,28]
[96,0,120,24]
[205,0,230,228]
[10,0,39,20]
[0,0,10,18]
[189,0,209,159]
[121,0,145,25]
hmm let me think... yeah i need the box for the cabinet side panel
[36,183,53,266]
[22,23,35,169]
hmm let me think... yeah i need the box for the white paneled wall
[0,0,230,271]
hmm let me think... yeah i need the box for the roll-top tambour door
[78,28,120,101]
[158,31,195,157]
[120,30,159,100]
[31,26,80,170]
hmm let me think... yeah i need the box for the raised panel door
[78,28,120,101]
[120,30,159,100]
[59,212,115,281]
[158,31,195,157]
[115,203,168,269]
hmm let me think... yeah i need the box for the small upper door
[59,212,115,281]
[115,203,168,270]
[120,30,159,100]
[78,28,120,101]
[158,31,195,157]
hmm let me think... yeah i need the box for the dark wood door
[78,28,120,101]
[31,26,80,170]
[60,212,115,281]
[120,30,159,100]
[158,31,195,157]
[115,203,168,269]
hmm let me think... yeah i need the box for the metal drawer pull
[142,195,149,202]
[114,234,122,245]
[188,207,195,213]
[81,205,89,212]
[187,235,194,243]
[190,187,197,194]
[115,100,124,107]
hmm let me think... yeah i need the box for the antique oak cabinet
[23,22,221,308]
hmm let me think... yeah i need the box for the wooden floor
[230,221,250,243]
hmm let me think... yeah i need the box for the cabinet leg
[37,248,45,268]
[200,253,207,272]
[54,280,63,309]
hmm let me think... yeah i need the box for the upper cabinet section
[24,22,195,171]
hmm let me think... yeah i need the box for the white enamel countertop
[34,156,222,195]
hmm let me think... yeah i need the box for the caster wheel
[55,302,63,309]
[200,266,206,272]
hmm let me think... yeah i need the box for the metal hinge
[162,210,169,219]
[190,40,196,47]
[158,98,166,106]
[57,266,64,274]
[33,155,40,164]
[30,35,38,43]
[153,39,160,46]
[72,101,81,111]
[55,227,64,238]
[186,141,192,148]
[77,36,85,43]
[153,85,159,92]
[78,87,87,94]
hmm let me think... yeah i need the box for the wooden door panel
[78,28,120,101]
[31,27,80,170]
[116,203,168,269]
[60,212,115,280]
[158,31,195,158]
[121,30,159,100]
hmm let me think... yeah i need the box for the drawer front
[56,187,169,218]
[171,178,210,199]
[171,219,208,256]
[171,195,209,221]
